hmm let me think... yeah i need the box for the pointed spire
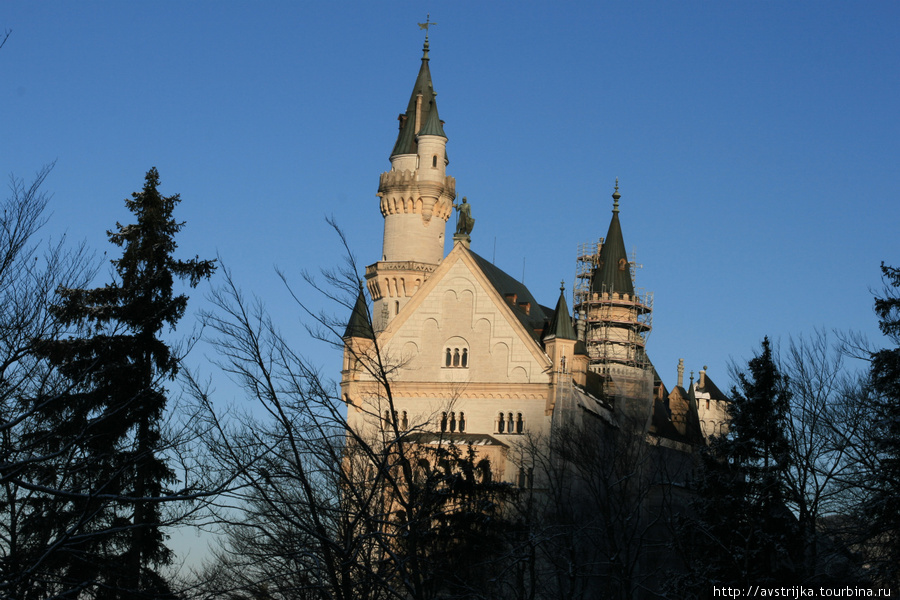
[591,181,634,296]
[391,26,446,157]
[545,281,577,341]
[343,286,374,340]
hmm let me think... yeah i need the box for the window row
[444,347,468,368]
[382,410,409,431]
[440,411,466,433]
[496,412,525,435]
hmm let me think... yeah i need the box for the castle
[339,35,728,485]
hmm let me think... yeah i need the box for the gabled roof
[376,243,553,373]
[544,285,577,342]
[343,287,374,340]
[468,250,550,336]
[592,183,635,296]
[391,41,446,157]
[697,373,728,401]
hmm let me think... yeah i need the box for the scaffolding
[573,239,654,375]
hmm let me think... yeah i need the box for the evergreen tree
[676,338,798,592]
[36,168,215,598]
[867,262,900,587]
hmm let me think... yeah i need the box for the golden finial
[612,178,621,213]
[418,14,437,57]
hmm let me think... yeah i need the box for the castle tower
[575,182,654,414]
[365,36,456,330]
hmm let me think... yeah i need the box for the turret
[366,35,456,330]
[574,181,654,420]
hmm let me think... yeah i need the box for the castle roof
[544,284,577,342]
[343,287,374,340]
[469,250,551,337]
[591,182,635,296]
[391,40,446,157]
[696,372,728,401]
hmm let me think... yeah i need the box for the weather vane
[418,14,437,39]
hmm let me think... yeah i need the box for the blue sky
[3,0,898,571]
[2,2,897,405]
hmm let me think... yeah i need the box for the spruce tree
[868,262,900,587]
[677,338,798,591]
[36,168,215,598]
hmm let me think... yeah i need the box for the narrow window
[449,412,457,432]
[394,301,400,315]
[526,467,534,489]
[432,155,437,167]
[518,467,526,488]
[440,412,448,433]
[401,411,409,430]
[706,399,710,410]
[508,413,514,432]
[459,412,466,432]
[516,413,524,434]
[560,355,567,373]
[445,348,452,367]
[461,348,468,367]
[383,410,390,429]
[497,412,505,434]
[453,348,460,367]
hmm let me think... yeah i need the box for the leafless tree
[185,226,516,600]
[0,165,100,597]
[780,331,874,582]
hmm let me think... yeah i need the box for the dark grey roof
[468,250,550,337]
[391,46,446,157]
[591,187,635,296]
[697,373,728,401]
[544,287,577,341]
[406,432,508,448]
[343,288,374,340]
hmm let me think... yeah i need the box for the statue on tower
[453,197,475,235]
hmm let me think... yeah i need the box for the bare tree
[0,164,98,598]
[186,233,516,600]
[780,331,874,583]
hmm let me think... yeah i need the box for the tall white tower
[365,36,456,330]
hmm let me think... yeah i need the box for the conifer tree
[36,168,215,598]
[867,262,900,587]
[676,338,798,591]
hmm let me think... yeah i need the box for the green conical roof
[591,182,635,296]
[545,284,577,341]
[391,42,446,157]
[343,287,374,340]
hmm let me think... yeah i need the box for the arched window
[516,413,524,434]
[440,412,448,433]
[508,413,514,432]
[432,155,437,167]
[449,412,457,432]
[497,412,505,434]
[459,412,466,432]
[401,411,409,430]
[442,339,469,368]
[394,301,400,315]
[706,399,710,410]
[383,410,390,429]
[560,355,567,373]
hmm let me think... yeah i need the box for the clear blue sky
[2,2,898,406]
[3,0,898,571]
